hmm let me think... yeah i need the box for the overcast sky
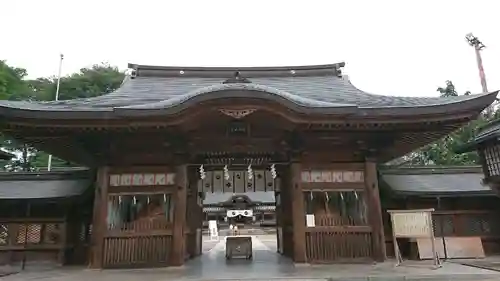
[2,0,498,97]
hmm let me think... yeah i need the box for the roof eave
[360,91,498,117]
[0,90,496,122]
[392,190,495,198]
[127,62,346,73]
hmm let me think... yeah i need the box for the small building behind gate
[0,169,93,266]
[381,165,500,258]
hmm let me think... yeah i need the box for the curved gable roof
[0,63,496,120]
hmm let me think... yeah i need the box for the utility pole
[465,33,492,117]
[47,54,64,171]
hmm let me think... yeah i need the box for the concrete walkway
[3,235,500,281]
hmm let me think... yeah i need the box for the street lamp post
[47,54,64,171]
[465,33,491,117]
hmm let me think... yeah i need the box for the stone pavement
[451,256,500,272]
[2,235,500,281]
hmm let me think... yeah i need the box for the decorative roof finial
[223,71,252,84]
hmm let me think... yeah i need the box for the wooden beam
[33,138,96,166]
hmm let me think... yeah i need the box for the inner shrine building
[0,62,496,268]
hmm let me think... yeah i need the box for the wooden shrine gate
[92,161,385,267]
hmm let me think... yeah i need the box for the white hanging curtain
[106,197,123,229]
[163,194,172,221]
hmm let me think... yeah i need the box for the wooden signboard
[442,237,485,259]
[418,237,485,259]
[416,238,446,259]
[391,212,431,238]
[388,209,441,268]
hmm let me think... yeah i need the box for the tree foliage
[403,80,493,166]
[0,61,124,171]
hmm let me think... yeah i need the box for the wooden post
[21,202,30,270]
[89,166,109,268]
[186,174,201,258]
[290,162,306,262]
[58,219,67,265]
[364,159,386,262]
[171,164,188,266]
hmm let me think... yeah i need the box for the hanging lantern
[270,164,277,179]
[224,165,230,181]
[247,164,253,180]
[199,165,206,180]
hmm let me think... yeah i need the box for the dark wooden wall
[0,198,92,267]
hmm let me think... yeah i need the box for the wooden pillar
[58,221,67,265]
[186,176,202,258]
[290,162,306,262]
[364,159,386,262]
[89,166,109,268]
[171,164,188,266]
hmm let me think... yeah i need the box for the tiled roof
[202,205,276,212]
[476,121,500,140]
[0,169,93,200]
[380,166,492,197]
[203,206,224,213]
[204,191,275,205]
[0,63,496,119]
[255,205,276,211]
[0,150,13,160]
[458,119,500,153]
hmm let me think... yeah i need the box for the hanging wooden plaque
[301,170,364,183]
[109,172,176,186]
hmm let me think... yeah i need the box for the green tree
[0,61,125,170]
[0,61,38,171]
[30,63,125,101]
[0,60,35,101]
[406,81,488,166]
[436,80,471,97]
